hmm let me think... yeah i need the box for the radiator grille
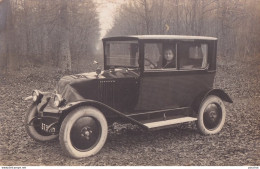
[98,80,116,107]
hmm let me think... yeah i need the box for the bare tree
[0,0,100,73]
[0,0,17,72]
[107,0,260,58]
[58,1,72,72]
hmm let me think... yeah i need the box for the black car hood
[56,69,139,103]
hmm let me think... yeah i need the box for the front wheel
[196,95,226,135]
[25,103,58,142]
[59,106,108,158]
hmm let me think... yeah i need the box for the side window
[144,43,177,70]
[144,43,162,70]
[179,43,208,69]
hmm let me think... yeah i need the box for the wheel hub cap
[80,127,93,140]
[70,116,101,151]
[209,111,217,121]
[203,103,222,130]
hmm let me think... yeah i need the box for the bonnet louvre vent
[98,80,116,107]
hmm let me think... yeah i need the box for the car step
[143,117,197,129]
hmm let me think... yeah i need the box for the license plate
[41,123,56,133]
[41,123,49,132]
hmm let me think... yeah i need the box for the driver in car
[144,46,176,69]
[163,48,175,68]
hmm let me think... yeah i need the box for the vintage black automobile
[25,35,232,158]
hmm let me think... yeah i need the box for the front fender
[58,100,147,129]
[192,89,233,113]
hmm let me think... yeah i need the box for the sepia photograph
[0,0,259,166]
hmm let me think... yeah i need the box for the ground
[0,56,259,166]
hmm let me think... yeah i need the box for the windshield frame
[103,40,140,70]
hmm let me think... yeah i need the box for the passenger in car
[163,48,175,68]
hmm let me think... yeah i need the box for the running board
[143,117,197,129]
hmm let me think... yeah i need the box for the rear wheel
[59,106,108,158]
[196,95,226,135]
[25,103,58,142]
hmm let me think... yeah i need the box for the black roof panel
[103,35,217,41]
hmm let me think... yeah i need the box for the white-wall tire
[25,103,58,142]
[196,95,226,135]
[59,106,108,158]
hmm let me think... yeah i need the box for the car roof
[103,35,217,41]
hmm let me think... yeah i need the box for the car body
[25,35,232,158]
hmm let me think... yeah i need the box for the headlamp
[54,94,64,107]
[32,90,42,102]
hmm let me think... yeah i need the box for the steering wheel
[144,58,156,68]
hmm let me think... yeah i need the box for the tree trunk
[0,32,7,73]
[143,0,150,34]
[0,0,17,72]
[176,0,179,34]
[0,0,7,72]
[59,1,71,73]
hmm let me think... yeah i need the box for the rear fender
[192,89,233,113]
[206,89,233,103]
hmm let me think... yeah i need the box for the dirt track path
[0,57,259,166]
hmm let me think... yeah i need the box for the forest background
[0,0,259,73]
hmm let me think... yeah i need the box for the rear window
[178,43,208,69]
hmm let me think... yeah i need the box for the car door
[135,40,215,112]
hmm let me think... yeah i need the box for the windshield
[105,41,139,68]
